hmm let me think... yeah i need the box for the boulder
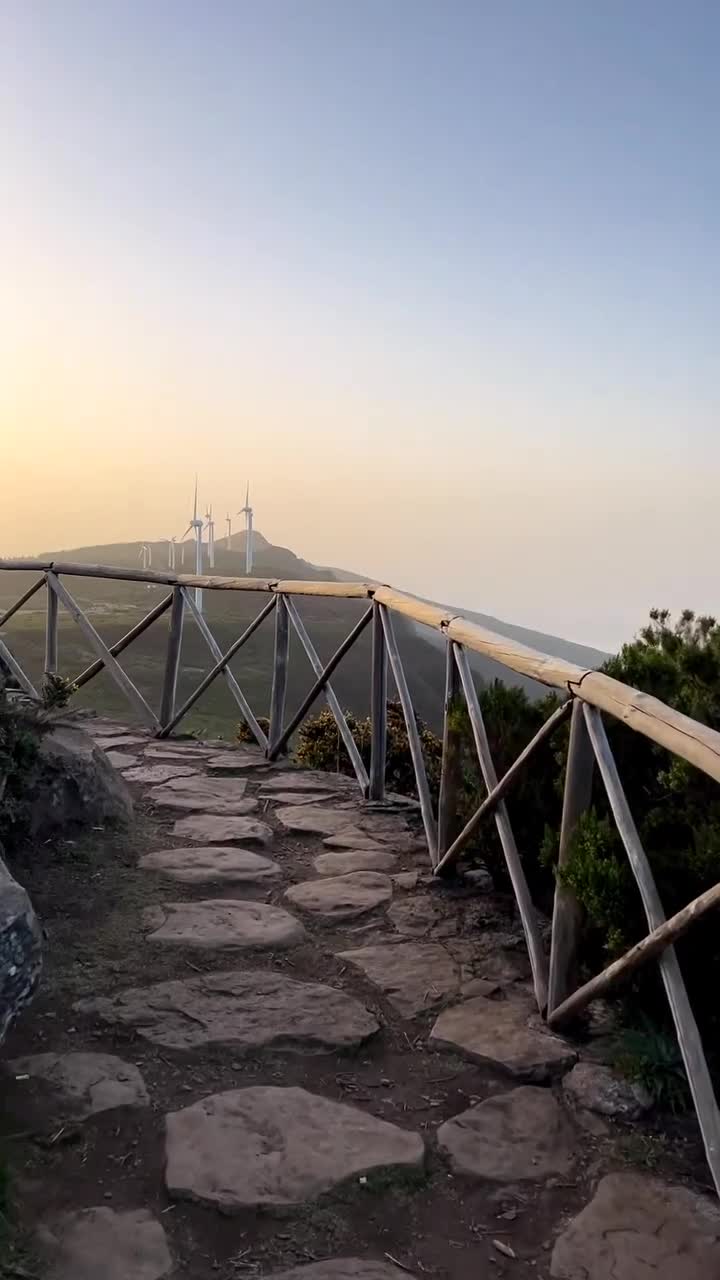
[562,1061,652,1120]
[30,724,133,839]
[0,856,42,1044]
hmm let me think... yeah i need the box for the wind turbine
[167,537,177,571]
[182,478,205,610]
[226,513,232,549]
[204,504,215,568]
[139,543,152,570]
[238,482,254,575]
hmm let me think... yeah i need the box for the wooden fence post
[369,601,387,801]
[547,698,593,1014]
[268,594,289,755]
[437,642,463,856]
[380,605,438,863]
[584,702,720,1198]
[44,578,59,677]
[159,587,185,730]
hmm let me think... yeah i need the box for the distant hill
[0,535,607,732]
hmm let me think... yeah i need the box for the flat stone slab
[550,1171,720,1279]
[37,1207,172,1280]
[144,745,216,760]
[277,805,407,839]
[149,787,259,816]
[438,1085,575,1181]
[207,752,269,772]
[122,763,200,784]
[139,846,281,884]
[314,849,398,875]
[8,1051,149,1117]
[430,996,577,1080]
[162,774,248,796]
[105,750,139,769]
[324,829,424,854]
[165,1086,424,1208]
[76,969,378,1052]
[143,900,304,950]
[94,734,148,749]
[337,941,463,1017]
[265,791,338,806]
[268,1263,414,1280]
[285,872,393,921]
[261,771,354,793]
[562,1061,652,1120]
[388,894,461,939]
[171,814,273,845]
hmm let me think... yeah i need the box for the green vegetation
[0,684,42,853]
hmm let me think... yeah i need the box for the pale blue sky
[2,1,718,648]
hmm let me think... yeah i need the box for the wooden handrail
[3,558,720,786]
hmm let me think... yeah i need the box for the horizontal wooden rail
[548,881,720,1030]
[3,560,720,786]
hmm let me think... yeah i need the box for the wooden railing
[2,557,720,1195]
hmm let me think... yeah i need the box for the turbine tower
[167,537,177,571]
[226,513,232,549]
[238,482,254,575]
[204,504,215,568]
[139,543,152,570]
[182,477,205,610]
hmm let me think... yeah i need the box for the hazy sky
[2,1,719,650]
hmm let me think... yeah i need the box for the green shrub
[236,716,270,745]
[0,683,42,851]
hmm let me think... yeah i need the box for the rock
[314,849,398,875]
[550,1171,720,1279]
[31,724,133,839]
[92,734,148,749]
[268,1263,414,1280]
[165,1086,424,1208]
[429,996,577,1081]
[142,900,304,950]
[163,775,249,796]
[0,857,42,1043]
[387,895,460,939]
[139,846,281,884]
[37,1207,172,1280]
[285,872,393,922]
[392,872,419,891]
[76,969,378,1052]
[261,771,355,793]
[121,763,200,784]
[337,941,463,1017]
[323,832,393,852]
[463,866,493,893]
[8,1051,149,1117]
[324,830,424,854]
[206,752,269,772]
[144,744,217,759]
[277,805,407,839]
[148,788,259,816]
[171,814,273,845]
[562,1062,652,1120]
[437,1086,576,1181]
[263,791,338,806]
[105,750,139,769]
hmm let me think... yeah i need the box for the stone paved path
[4,717,720,1280]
